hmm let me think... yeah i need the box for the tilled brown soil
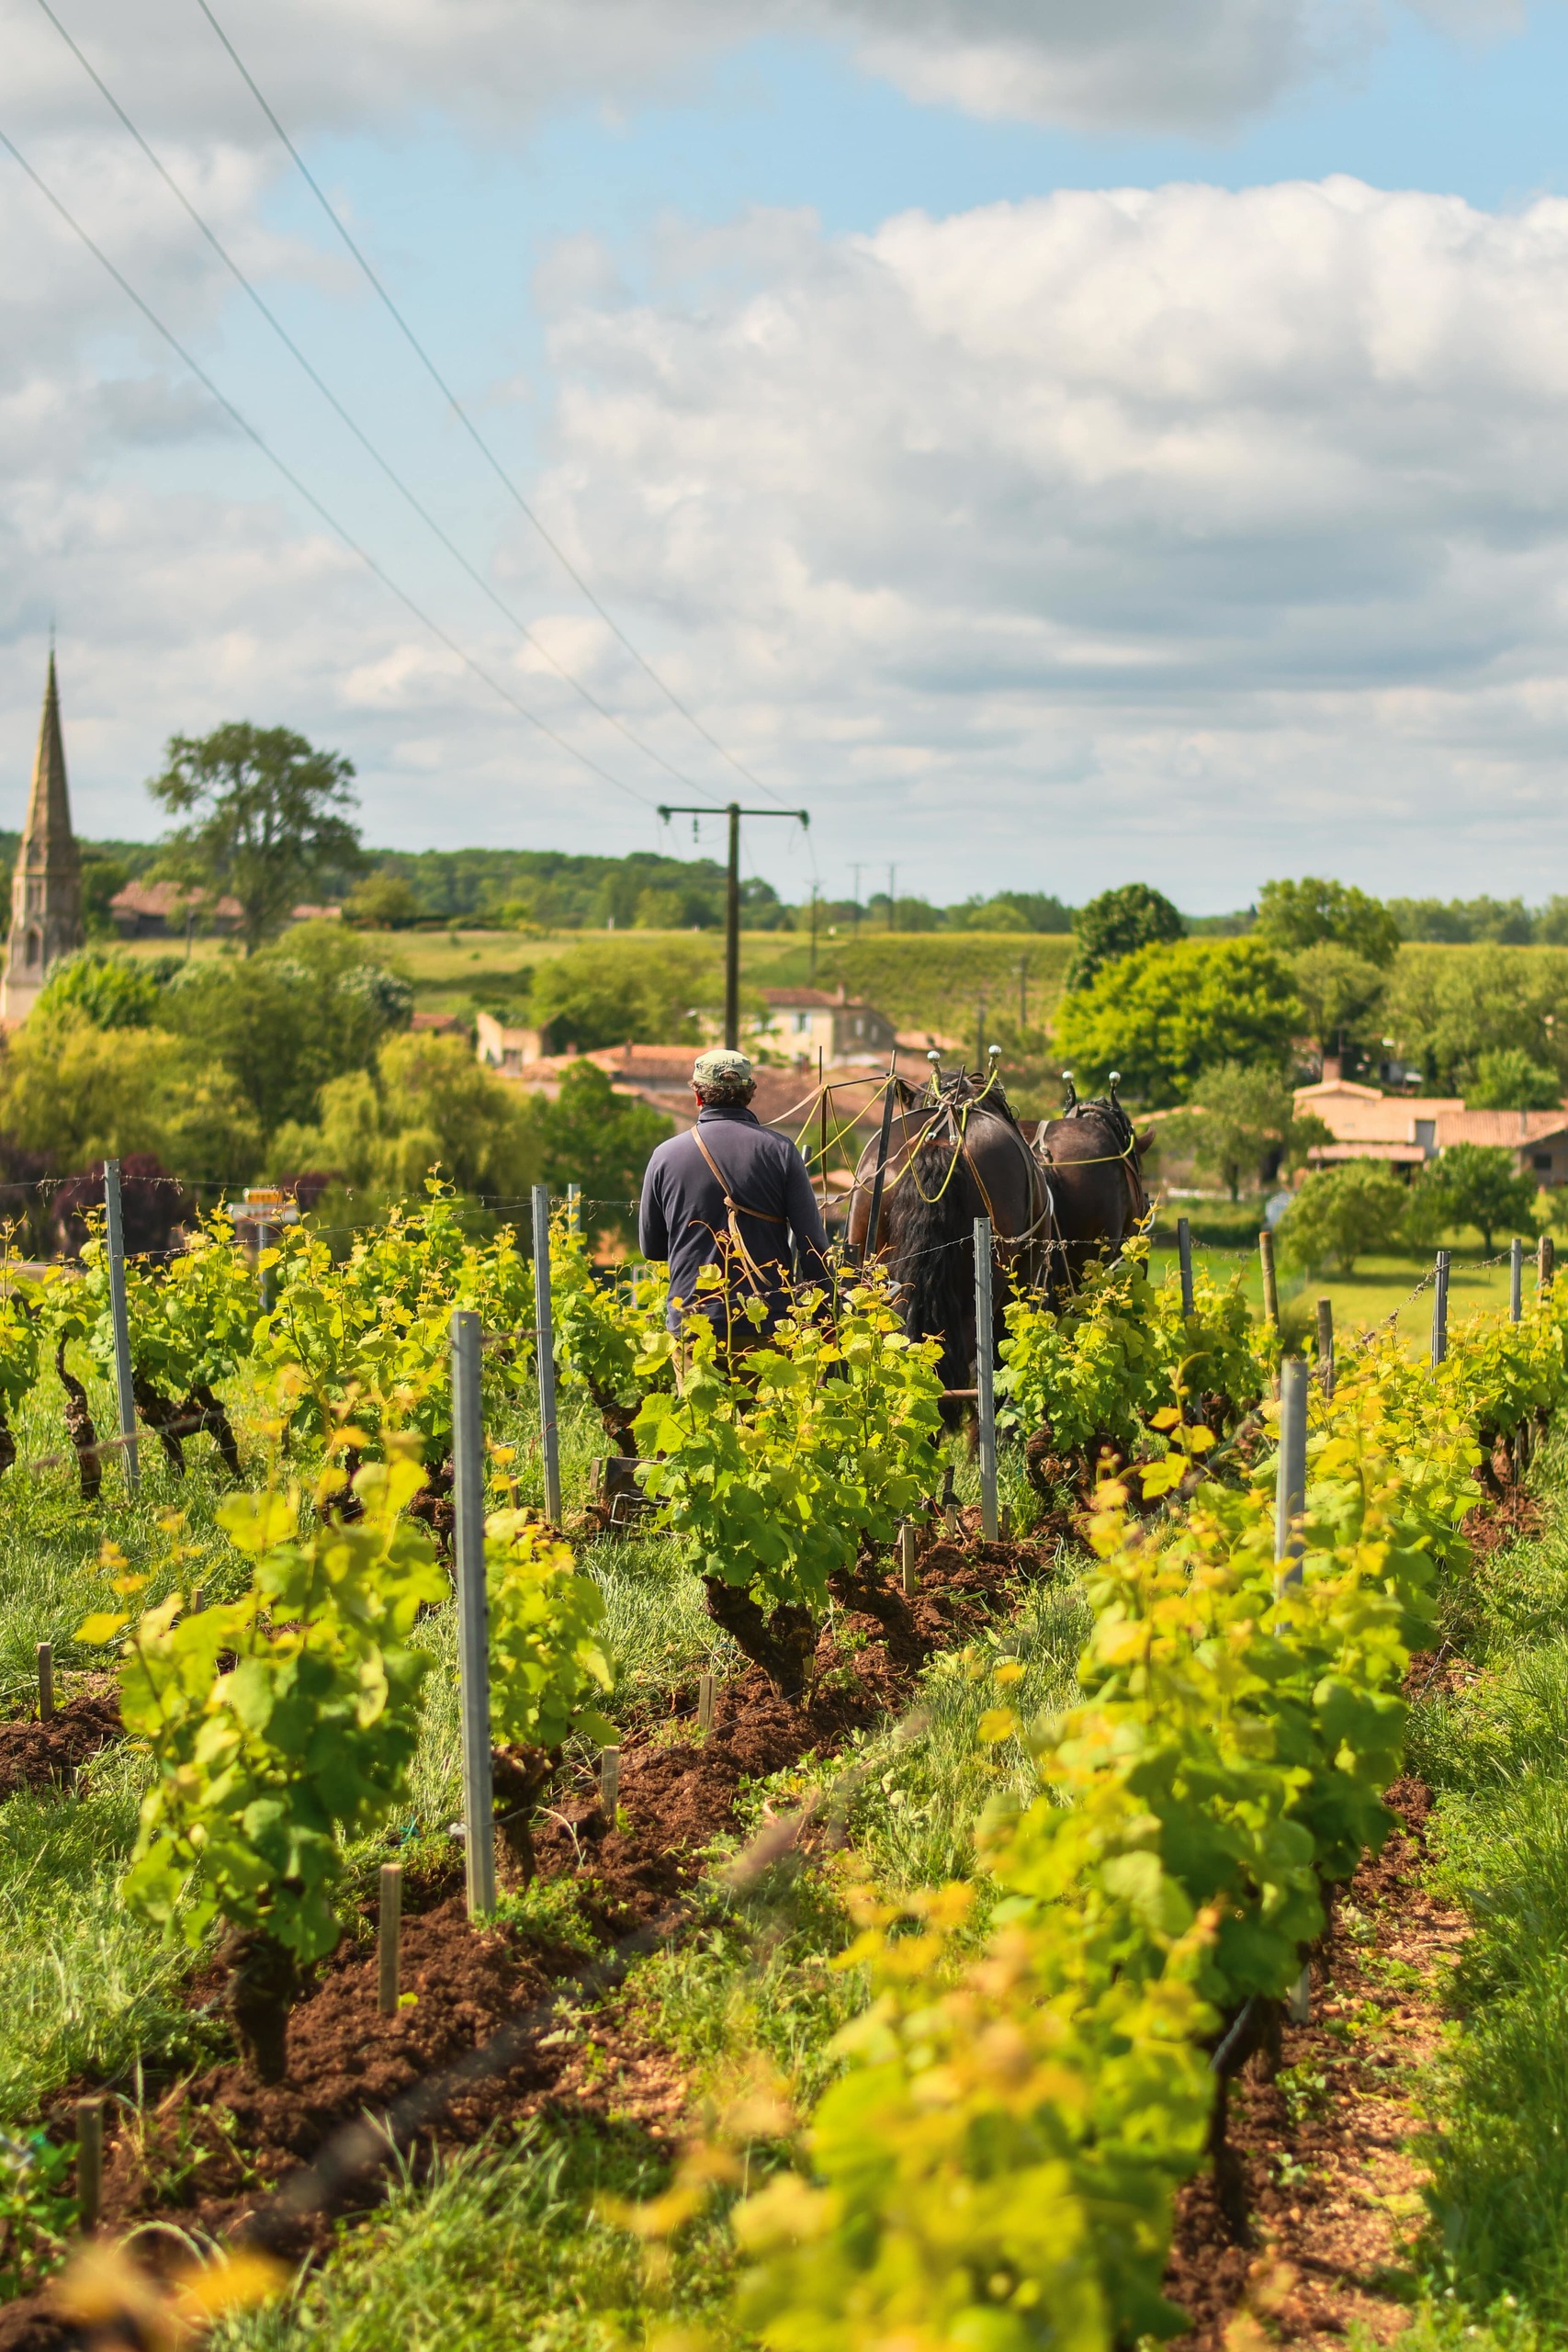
[1165,1777,1466,2347]
[0,1689,121,1802]
[1,1520,1054,2348]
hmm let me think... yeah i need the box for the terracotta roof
[410,1012,468,1035]
[759,987,852,1009]
[589,1045,698,1082]
[1437,1109,1568,1148]
[110,879,243,921]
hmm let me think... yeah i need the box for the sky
[7,1,1568,910]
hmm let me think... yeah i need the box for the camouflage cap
[692,1048,754,1087]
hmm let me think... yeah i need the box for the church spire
[23,652,73,854]
[2,651,85,1023]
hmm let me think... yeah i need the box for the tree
[344,874,421,931]
[36,950,164,1031]
[1054,939,1301,1108]
[1383,946,1568,1094]
[530,940,721,1053]
[157,925,412,1136]
[0,1007,262,1175]
[1255,877,1401,968]
[1412,1143,1539,1252]
[1277,1162,1407,1276]
[148,723,365,954]
[1288,943,1388,1069]
[1467,1048,1563,1111]
[1162,1064,1332,1201]
[273,1031,538,1204]
[525,1061,672,1242]
[79,853,130,939]
[1064,884,1184,992]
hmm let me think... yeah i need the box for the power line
[0,117,657,810]
[188,0,795,811]
[34,0,706,800]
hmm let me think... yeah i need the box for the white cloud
[3,0,1524,152]
[11,77,1568,905]
[521,178,1568,899]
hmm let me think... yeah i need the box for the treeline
[0,929,668,1250]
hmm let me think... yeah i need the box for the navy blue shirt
[639,1105,830,1331]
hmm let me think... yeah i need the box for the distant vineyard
[816,931,1075,1039]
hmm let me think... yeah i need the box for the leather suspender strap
[689,1124,789,1296]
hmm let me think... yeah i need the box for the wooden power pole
[658,800,810,1047]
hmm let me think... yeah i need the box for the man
[639,1048,830,1336]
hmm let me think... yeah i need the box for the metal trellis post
[1177,1215,1194,1316]
[102,1159,139,1494]
[450,1308,496,1920]
[532,1184,562,1527]
[1511,1236,1523,1325]
[1275,1356,1308,1589]
[1432,1248,1450,1367]
[974,1216,998,1541]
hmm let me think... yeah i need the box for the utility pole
[809,885,819,984]
[660,800,810,1048]
[887,863,897,933]
[850,865,863,934]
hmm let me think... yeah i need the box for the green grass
[0,1742,224,2121]
[1147,1209,1526,1353]
[1403,1433,1568,2327]
[213,2119,745,2352]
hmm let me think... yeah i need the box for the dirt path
[1167,1777,1466,2346]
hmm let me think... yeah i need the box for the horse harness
[919,1088,1058,1288]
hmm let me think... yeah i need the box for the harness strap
[689,1124,789,1298]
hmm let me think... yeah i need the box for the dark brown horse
[846,1067,1054,1397]
[1024,1076,1152,1293]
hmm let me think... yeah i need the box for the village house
[752,984,897,1063]
[1295,1075,1568,1187]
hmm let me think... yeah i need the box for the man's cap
[693,1048,754,1086]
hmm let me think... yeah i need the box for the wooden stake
[601,1747,620,1819]
[1287,1962,1312,2026]
[697,1673,715,1734]
[899,1519,918,1598]
[75,2098,103,2232]
[1177,1216,1194,1316]
[378,1862,402,2018]
[1511,1235,1524,1324]
[1315,1297,1335,1400]
[1258,1228,1280,1331]
[1540,1233,1556,1297]
[36,1641,53,1725]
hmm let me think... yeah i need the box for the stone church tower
[1,653,84,1024]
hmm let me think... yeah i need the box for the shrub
[1277,1161,1407,1274]
[1409,1143,1540,1253]
[34,949,165,1030]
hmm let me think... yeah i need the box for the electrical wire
[0,117,658,810]
[187,0,796,812]
[34,0,710,800]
